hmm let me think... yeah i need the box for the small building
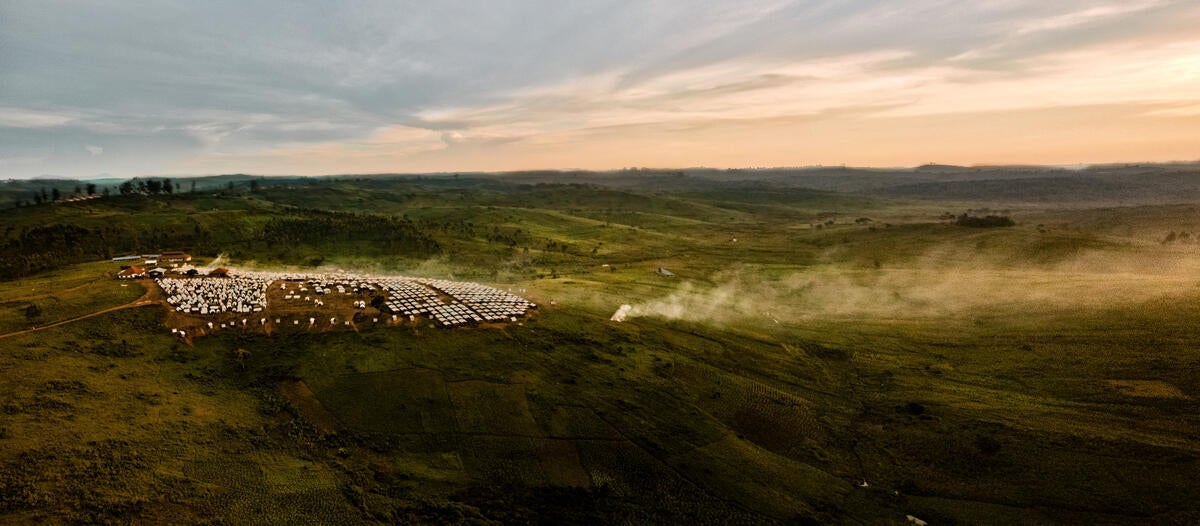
[112,255,140,262]
[148,268,167,278]
[656,267,676,278]
[209,267,230,278]
[144,259,158,266]
[118,266,146,279]
[161,251,192,264]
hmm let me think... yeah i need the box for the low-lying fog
[616,250,1200,324]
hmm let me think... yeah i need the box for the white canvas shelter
[159,269,535,330]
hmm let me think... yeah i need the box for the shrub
[954,214,1015,228]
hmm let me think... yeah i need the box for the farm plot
[542,405,624,440]
[313,368,456,435]
[574,440,744,522]
[673,362,827,462]
[668,435,848,520]
[390,450,469,484]
[253,452,341,493]
[532,438,592,488]
[184,458,270,519]
[447,381,540,436]
[278,380,342,434]
[1107,379,1190,399]
[184,456,360,525]
[457,435,547,486]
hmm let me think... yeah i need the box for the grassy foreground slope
[1,175,1199,524]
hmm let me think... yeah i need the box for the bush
[954,214,1015,228]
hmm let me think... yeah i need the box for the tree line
[0,208,442,280]
[117,178,175,196]
[260,209,441,256]
[954,214,1015,228]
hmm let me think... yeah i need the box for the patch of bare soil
[1107,379,1189,399]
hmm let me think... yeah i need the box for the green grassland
[2,174,1199,524]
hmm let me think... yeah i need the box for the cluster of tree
[954,214,1015,228]
[0,203,448,280]
[22,183,105,206]
[544,240,571,253]
[1162,231,1194,244]
[415,218,477,236]
[117,178,174,195]
[485,226,527,247]
[0,220,211,279]
[0,224,109,279]
[260,209,441,256]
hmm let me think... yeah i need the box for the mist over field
[624,248,1200,324]
[4,0,1200,523]
[4,168,1200,524]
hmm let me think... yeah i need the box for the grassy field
[1,175,1199,524]
[0,262,147,335]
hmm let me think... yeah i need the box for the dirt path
[0,281,163,341]
[3,280,102,302]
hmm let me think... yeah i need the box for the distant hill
[6,162,1200,209]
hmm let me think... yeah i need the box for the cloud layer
[2,1,1199,177]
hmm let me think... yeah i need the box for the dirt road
[0,281,163,341]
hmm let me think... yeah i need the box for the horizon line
[9,159,1200,181]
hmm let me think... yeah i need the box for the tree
[250,179,261,192]
[51,188,60,201]
[86,183,97,195]
[74,184,82,195]
[955,214,1014,228]
[118,180,134,195]
[33,192,43,205]
[190,181,197,193]
[24,303,41,320]
[146,179,162,194]
[162,179,173,194]
[102,187,110,196]
[234,348,251,369]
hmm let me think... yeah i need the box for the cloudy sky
[2,1,1199,178]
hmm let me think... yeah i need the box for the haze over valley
[3,2,1200,524]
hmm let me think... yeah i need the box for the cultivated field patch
[447,380,540,436]
[669,435,848,519]
[532,438,592,488]
[457,435,546,486]
[278,380,342,434]
[314,368,455,435]
[1107,379,1189,399]
[543,405,625,440]
[673,362,825,461]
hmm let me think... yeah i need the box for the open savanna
[2,172,1199,524]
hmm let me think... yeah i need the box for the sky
[1,1,1199,179]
